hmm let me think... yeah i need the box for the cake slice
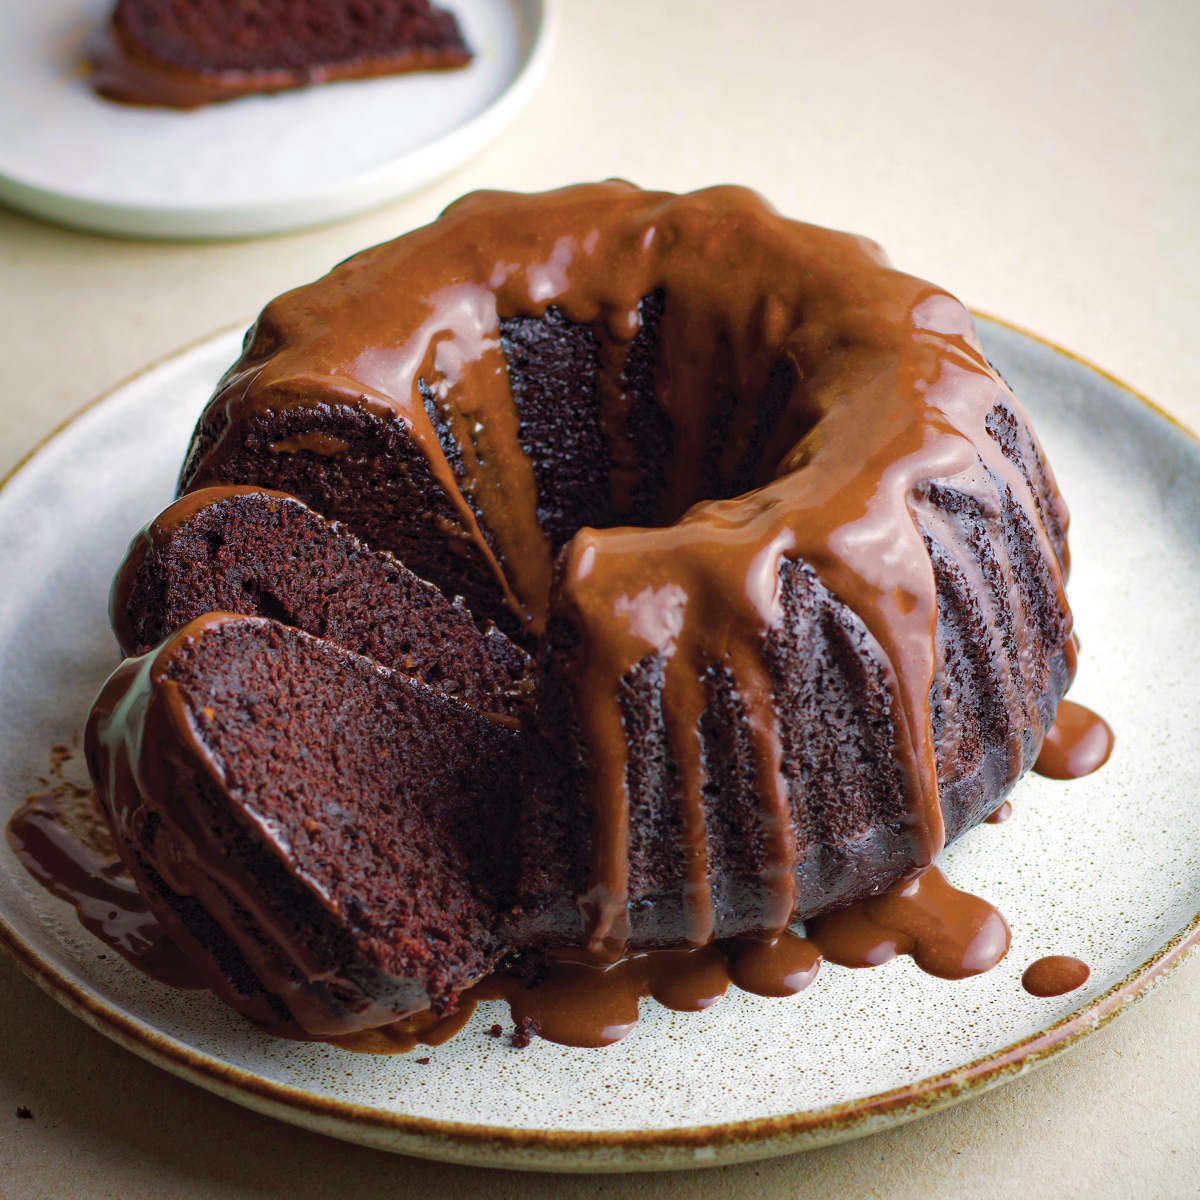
[85,613,522,1035]
[91,0,473,110]
[111,485,534,717]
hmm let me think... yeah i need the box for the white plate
[0,0,556,239]
[0,317,1197,1172]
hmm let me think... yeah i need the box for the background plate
[0,0,555,239]
[0,317,1197,1172]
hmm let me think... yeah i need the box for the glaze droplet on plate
[1022,955,1091,997]
[1035,700,1114,780]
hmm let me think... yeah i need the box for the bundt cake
[86,613,522,1032]
[111,484,533,716]
[91,182,1075,1035]
[91,0,472,110]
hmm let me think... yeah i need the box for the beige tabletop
[2,1,1199,1194]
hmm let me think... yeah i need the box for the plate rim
[0,0,559,240]
[1,310,1197,1168]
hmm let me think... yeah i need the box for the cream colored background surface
[1,0,1198,1193]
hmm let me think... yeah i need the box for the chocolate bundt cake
[93,182,1074,1033]
[111,485,533,716]
[91,0,472,109]
[86,613,521,1032]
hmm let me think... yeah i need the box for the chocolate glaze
[726,933,822,998]
[6,759,200,988]
[1034,700,1114,780]
[808,866,1011,979]
[90,1,472,110]
[1063,632,1080,685]
[352,1009,476,1053]
[282,996,477,1054]
[180,183,1075,961]
[481,946,734,1047]
[508,865,1011,1045]
[1022,955,1090,997]
[268,433,350,458]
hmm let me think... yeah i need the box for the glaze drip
[985,801,1014,824]
[808,866,1011,979]
[726,933,822,998]
[1034,700,1114,780]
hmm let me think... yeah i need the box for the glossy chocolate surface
[1022,955,1091,997]
[1034,700,1114,780]
[7,768,202,989]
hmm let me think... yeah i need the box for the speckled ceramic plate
[0,316,1196,1172]
[0,0,555,239]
